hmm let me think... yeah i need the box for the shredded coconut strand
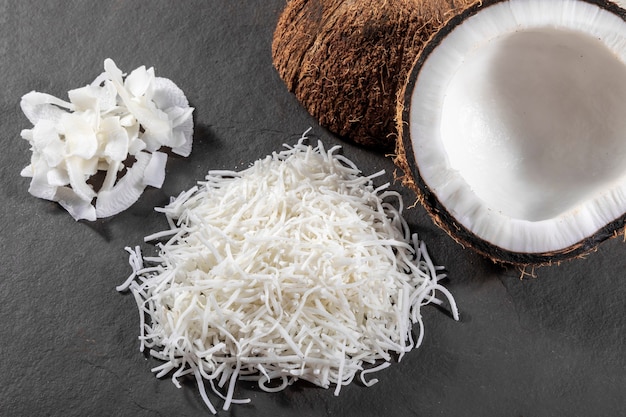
[119,135,459,413]
[19,58,194,221]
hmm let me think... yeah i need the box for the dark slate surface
[1,1,625,416]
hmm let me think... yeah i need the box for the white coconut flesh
[407,0,626,255]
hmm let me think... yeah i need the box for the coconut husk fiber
[272,0,479,151]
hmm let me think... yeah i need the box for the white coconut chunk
[90,79,119,113]
[26,158,57,200]
[140,123,173,152]
[65,155,97,202]
[170,112,194,157]
[153,77,194,155]
[20,164,33,178]
[143,151,168,189]
[21,90,73,110]
[103,58,124,85]
[68,85,100,113]
[95,151,151,218]
[101,116,130,162]
[20,91,71,125]
[61,112,98,160]
[127,136,147,155]
[55,186,97,221]
[28,181,57,201]
[170,131,192,157]
[153,77,191,110]
[19,58,194,220]
[163,107,194,149]
[108,72,172,143]
[125,65,155,98]
[47,168,70,187]
[30,119,64,168]
[100,160,122,193]
[408,0,626,254]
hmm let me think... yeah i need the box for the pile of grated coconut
[118,135,459,413]
[19,58,194,221]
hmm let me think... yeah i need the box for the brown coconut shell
[394,0,626,267]
[272,0,479,151]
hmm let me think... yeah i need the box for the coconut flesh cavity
[396,0,626,265]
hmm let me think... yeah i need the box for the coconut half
[396,0,626,266]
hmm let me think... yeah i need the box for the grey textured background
[1,1,625,416]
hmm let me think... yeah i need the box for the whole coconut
[272,0,479,150]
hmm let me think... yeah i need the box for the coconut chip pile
[117,136,458,413]
[19,58,194,221]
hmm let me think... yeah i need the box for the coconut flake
[125,65,155,98]
[143,151,168,189]
[18,58,194,221]
[31,119,65,168]
[119,135,458,413]
[62,113,98,159]
[101,117,130,162]
[55,186,97,222]
[26,159,57,201]
[20,91,73,124]
[95,151,151,218]
[68,85,100,114]
[47,167,70,187]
